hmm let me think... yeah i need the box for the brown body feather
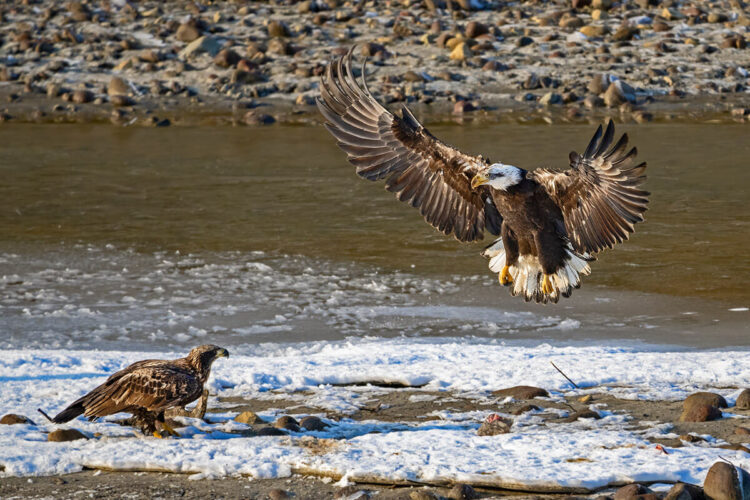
[47,345,228,434]
[317,49,648,303]
[490,179,569,276]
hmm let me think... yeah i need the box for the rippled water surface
[0,123,748,349]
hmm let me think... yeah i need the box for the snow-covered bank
[1,338,749,488]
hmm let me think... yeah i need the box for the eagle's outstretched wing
[317,49,502,242]
[530,120,649,255]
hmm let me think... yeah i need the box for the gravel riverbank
[0,0,749,126]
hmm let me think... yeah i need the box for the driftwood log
[81,462,678,495]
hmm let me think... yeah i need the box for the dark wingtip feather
[583,124,603,158]
[594,120,616,157]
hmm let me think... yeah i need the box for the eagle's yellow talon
[541,274,554,295]
[161,421,181,437]
[499,265,513,285]
[153,430,163,439]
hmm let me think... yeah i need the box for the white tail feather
[482,237,592,304]
[483,239,507,273]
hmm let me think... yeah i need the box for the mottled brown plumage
[41,345,228,435]
[317,48,502,242]
[529,124,649,255]
[317,49,649,303]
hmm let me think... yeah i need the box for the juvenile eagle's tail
[482,238,592,304]
[38,399,85,424]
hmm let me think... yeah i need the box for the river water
[0,123,748,350]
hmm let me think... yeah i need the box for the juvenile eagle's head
[186,344,229,380]
[471,164,525,191]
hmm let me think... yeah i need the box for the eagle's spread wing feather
[317,49,502,242]
[530,120,649,255]
[80,363,201,419]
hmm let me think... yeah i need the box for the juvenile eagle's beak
[471,173,489,189]
[217,348,229,358]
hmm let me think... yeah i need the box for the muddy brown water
[0,123,748,349]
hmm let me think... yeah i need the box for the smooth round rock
[71,89,92,104]
[299,416,328,431]
[685,392,728,409]
[614,484,653,500]
[703,462,750,500]
[540,92,562,105]
[465,21,488,39]
[1,414,34,425]
[235,411,264,425]
[268,488,291,500]
[267,21,288,38]
[735,389,750,409]
[48,429,88,442]
[492,385,549,399]
[679,404,722,422]
[108,77,130,97]
[663,482,704,500]
[449,42,472,61]
[213,49,240,68]
[602,83,626,107]
[274,415,300,431]
[176,22,201,43]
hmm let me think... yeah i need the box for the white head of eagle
[472,163,525,191]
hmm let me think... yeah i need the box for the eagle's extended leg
[161,420,181,437]
[500,223,519,286]
[499,265,513,285]
[541,274,555,295]
[534,231,565,296]
[157,411,181,437]
[133,408,163,437]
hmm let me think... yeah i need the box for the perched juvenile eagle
[39,345,228,437]
[317,50,649,303]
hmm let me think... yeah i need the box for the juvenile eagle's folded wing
[530,120,649,255]
[79,364,202,418]
[317,49,502,242]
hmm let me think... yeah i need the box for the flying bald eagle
[317,50,649,303]
[39,345,228,437]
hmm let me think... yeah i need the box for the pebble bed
[0,0,748,125]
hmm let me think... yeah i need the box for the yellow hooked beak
[217,348,229,358]
[471,173,489,189]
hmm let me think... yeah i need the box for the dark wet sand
[0,470,569,500]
